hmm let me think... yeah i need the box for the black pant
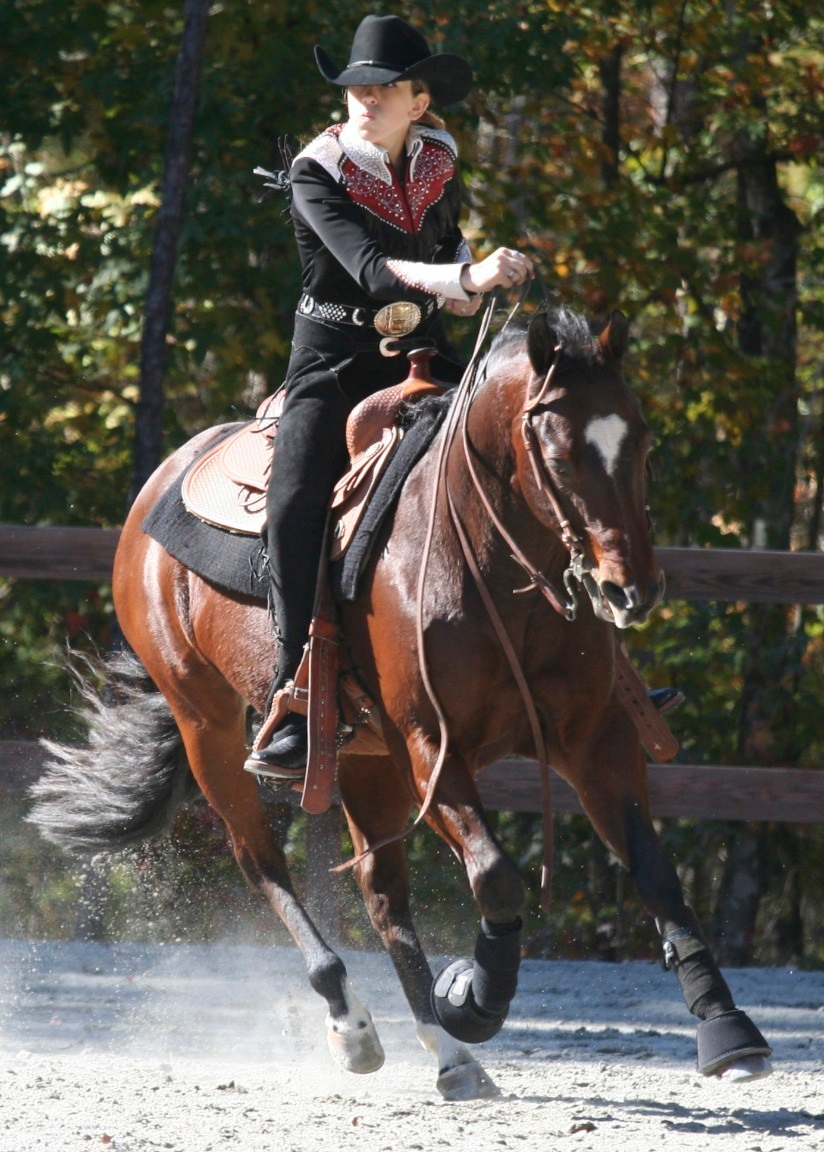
[264,312,462,686]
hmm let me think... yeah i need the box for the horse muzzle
[583,568,666,629]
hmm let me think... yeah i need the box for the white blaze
[585,414,628,477]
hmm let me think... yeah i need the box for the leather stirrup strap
[301,591,340,815]
[613,643,679,762]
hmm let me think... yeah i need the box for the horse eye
[547,456,571,478]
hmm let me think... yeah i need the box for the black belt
[297,293,439,335]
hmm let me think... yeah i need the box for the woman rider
[244,14,534,780]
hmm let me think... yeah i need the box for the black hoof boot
[431,959,506,1044]
[696,1010,772,1076]
[431,918,522,1044]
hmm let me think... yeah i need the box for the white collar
[338,122,445,185]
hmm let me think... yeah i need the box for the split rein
[415,292,593,909]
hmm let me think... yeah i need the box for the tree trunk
[598,46,622,187]
[129,0,210,507]
[710,58,802,964]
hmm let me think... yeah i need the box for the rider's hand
[444,294,484,318]
[460,248,534,295]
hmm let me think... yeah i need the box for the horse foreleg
[573,722,772,1081]
[340,755,499,1100]
[164,695,384,1075]
[626,806,772,1081]
[401,753,526,1053]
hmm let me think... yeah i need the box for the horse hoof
[326,1011,385,1074]
[437,1057,501,1101]
[713,1054,773,1082]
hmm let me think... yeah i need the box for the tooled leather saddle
[181,352,443,554]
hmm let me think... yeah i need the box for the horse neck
[444,362,566,587]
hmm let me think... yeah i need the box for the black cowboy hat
[314,14,472,106]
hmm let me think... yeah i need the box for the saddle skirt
[180,377,443,555]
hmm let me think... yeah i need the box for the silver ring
[508,270,517,280]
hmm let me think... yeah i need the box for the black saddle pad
[142,397,449,603]
[331,396,448,602]
[141,426,269,601]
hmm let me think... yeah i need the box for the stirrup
[243,668,308,779]
[243,755,306,784]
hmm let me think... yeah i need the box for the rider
[243,14,534,780]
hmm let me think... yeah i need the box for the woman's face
[346,80,429,158]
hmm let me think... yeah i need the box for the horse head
[514,307,664,628]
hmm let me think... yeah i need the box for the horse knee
[472,855,526,923]
[624,804,683,915]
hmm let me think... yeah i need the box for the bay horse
[30,306,771,1099]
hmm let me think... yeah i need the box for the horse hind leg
[142,663,385,1076]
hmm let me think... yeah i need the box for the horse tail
[27,647,198,853]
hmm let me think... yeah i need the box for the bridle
[519,349,592,621]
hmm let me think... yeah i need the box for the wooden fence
[2,523,824,823]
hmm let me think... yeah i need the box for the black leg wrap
[657,910,734,1018]
[696,1010,772,1076]
[430,918,522,1044]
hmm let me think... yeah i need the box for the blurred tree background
[1,0,822,965]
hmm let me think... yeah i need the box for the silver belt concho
[373,301,424,337]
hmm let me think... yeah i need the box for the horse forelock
[486,307,600,382]
[546,306,599,364]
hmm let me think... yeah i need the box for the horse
[29,306,771,1100]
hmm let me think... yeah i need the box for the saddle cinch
[181,347,445,813]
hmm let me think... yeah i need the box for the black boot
[243,636,309,782]
[650,687,685,715]
[244,712,308,782]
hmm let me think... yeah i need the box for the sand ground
[0,938,822,1152]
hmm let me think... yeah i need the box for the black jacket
[289,121,470,309]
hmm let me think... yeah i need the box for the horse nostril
[601,581,635,610]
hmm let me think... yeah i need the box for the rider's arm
[290,158,473,303]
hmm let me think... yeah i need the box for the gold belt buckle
[373,301,423,338]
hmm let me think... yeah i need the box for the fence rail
[4,739,823,823]
[3,524,824,603]
[3,524,824,823]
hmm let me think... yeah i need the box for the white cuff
[385,259,471,302]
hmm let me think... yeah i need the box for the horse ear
[599,310,630,361]
[527,311,558,377]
